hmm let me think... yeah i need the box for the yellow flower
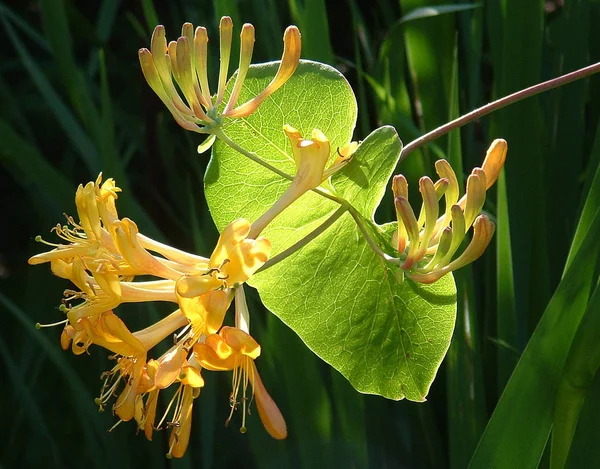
[392,139,507,283]
[28,174,226,324]
[138,17,302,132]
[60,309,188,420]
[194,326,287,439]
[29,173,282,459]
[283,125,357,192]
[29,175,209,277]
[249,126,358,237]
[176,218,271,298]
[149,289,230,392]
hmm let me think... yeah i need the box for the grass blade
[469,206,600,468]
[552,282,600,468]
[1,13,99,173]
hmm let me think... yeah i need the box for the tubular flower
[176,218,271,298]
[28,174,220,323]
[249,126,358,237]
[283,125,357,192]
[29,174,210,280]
[392,139,507,284]
[138,17,302,132]
[29,174,278,457]
[60,309,189,420]
[194,326,287,439]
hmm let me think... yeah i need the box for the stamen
[35,318,68,329]
[157,385,183,430]
[34,235,61,247]
[172,324,192,346]
[96,372,123,409]
[166,437,176,459]
[108,419,124,432]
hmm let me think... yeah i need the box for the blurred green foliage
[1,0,599,468]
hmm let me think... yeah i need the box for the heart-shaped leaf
[205,60,456,400]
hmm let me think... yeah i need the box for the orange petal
[252,363,287,439]
[177,289,230,335]
[144,389,160,441]
[180,365,205,388]
[155,345,186,389]
[223,23,255,114]
[221,326,261,359]
[414,176,438,262]
[193,338,237,371]
[225,26,301,118]
[481,139,507,189]
[395,196,419,270]
[193,26,212,108]
[216,16,234,105]
[115,357,146,421]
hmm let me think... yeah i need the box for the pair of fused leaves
[205,61,456,401]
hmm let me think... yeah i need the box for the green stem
[346,206,400,264]
[401,61,600,159]
[257,204,349,272]
[213,129,294,182]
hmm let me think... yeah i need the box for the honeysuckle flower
[176,218,271,298]
[138,17,301,133]
[29,175,242,326]
[194,326,287,439]
[166,384,196,458]
[283,125,357,191]
[249,126,358,237]
[392,139,507,284]
[30,175,277,456]
[29,175,210,280]
[135,354,204,453]
[60,309,188,419]
[150,291,229,391]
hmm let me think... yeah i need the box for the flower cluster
[29,175,286,458]
[139,17,301,133]
[392,139,507,283]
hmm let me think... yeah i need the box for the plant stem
[346,206,400,264]
[401,61,600,159]
[257,205,349,272]
[213,129,294,182]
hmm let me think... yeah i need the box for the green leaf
[468,206,600,468]
[400,4,482,24]
[206,60,357,235]
[206,60,457,400]
[552,283,600,468]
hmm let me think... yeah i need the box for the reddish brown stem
[401,61,600,159]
